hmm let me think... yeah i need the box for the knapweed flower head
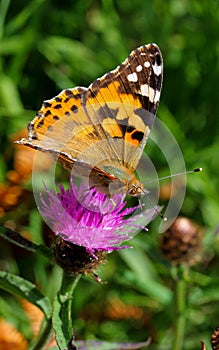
[160,217,202,266]
[211,326,219,350]
[40,178,159,274]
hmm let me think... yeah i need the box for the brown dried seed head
[211,326,219,350]
[160,217,202,266]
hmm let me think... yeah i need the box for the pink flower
[39,179,160,275]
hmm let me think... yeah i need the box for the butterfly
[17,43,163,197]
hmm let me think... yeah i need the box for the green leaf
[5,0,46,35]
[0,224,52,259]
[0,74,23,112]
[0,271,52,319]
[0,0,10,40]
[52,296,69,349]
[120,248,172,305]
[53,273,81,349]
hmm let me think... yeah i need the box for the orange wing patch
[87,81,142,108]
[29,87,88,141]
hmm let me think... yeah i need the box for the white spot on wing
[152,62,162,76]
[140,84,156,102]
[127,72,138,82]
[140,84,149,97]
[140,84,149,96]
[154,89,161,103]
[148,86,155,101]
[144,61,150,68]
[136,65,142,72]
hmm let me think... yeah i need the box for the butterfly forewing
[86,43,163,172]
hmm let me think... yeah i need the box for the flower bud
[160,217,202,266]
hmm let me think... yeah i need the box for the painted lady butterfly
[17,43,163,197]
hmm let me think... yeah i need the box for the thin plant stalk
[172,267,187,350]
[53,271,81,349]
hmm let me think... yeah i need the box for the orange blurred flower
[0,318,28,350]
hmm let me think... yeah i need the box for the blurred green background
[1,1,219,349]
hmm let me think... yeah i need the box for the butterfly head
[127,184,144,197]
[127,176,146,197]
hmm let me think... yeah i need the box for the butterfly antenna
[140,168,202,221]
[145,167,202,184]
[141,189,167,221]
[138,197,142,211]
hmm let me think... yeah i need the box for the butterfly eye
[97,173,105,178]
[128,185,143,197]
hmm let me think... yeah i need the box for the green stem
[172,268,186,350]
[53,271,81,349]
